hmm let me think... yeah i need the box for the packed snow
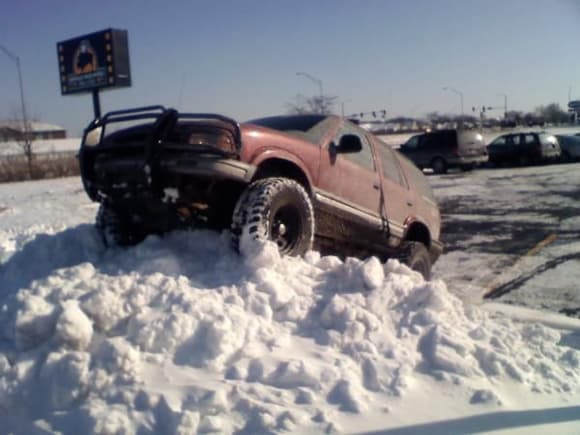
[1,177,580,434]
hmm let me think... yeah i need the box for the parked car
[398,129,488,174]
[555,135,580,161]
[79,106,443,279]
[487,132,561,166]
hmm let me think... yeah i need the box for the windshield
[247,115,333,143]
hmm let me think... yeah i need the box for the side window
[491,136,507,146]
[524,134,536,145]
[512,135,521,145]
[379,145,406,187]
[333,124,375,172]
[404,135,421,149]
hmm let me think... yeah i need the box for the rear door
[373,138,414,242]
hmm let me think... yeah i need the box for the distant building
[0,121,67,142]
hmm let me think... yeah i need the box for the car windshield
[247,115,333,144]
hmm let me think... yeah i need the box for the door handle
[373,182,380,190]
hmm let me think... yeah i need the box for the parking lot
[431,161,580,317]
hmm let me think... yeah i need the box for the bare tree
[285,93,338,115]
[9,106,34,178]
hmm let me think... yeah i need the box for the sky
[1,0,580,136]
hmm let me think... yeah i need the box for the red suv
[79,106,443,278]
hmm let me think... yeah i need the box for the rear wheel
[231,178,314,256]
[431,157,448,174]
[397,241,432,280]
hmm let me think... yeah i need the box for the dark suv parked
[398,129,488,174]
[487,132,561,166]
[79,106,443,279]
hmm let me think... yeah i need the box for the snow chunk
[361,257,384,289]
[55,301,93,350]
[14,295,57,350]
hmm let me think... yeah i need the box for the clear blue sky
[1,0,580,135]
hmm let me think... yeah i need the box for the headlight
[83,127,103,147]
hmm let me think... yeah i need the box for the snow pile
[1,227,579,434]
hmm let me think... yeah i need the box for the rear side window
[398,155,436,202]
[425,130,456,148]
[512,135,521,145]
[378,144,406,187]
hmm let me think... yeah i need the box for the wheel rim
[271,205,302,253]
[433,159,445,173]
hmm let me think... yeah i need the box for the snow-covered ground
[1,177,580,434]
[431,163,580,318]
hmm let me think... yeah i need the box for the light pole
[341,99,352,117]
[497,93,508,119]
[0,44,30,150]
[296,71,323,99]
[442,86,464,118]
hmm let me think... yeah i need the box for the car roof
[246,114,329,125]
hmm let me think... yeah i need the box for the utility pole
[497,93,508,119]
[1,43,32,176]
[443,86,464,117]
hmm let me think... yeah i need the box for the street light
[442,86,464,118]
[0,44,30,149]
[497,93,508,119]
[296,71,323,99]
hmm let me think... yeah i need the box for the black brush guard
[80,106,242,201]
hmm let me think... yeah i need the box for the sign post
[57,29,131,119]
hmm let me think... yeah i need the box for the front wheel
[397,241,432,280]
[96,204,146,247]
[431,157,448,174]
[231,178,314,256]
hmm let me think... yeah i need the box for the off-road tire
[397,241,432,280]
[96,204,146,247]
[231,178,314,256]
[431,157,448,174]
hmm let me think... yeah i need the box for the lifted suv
[79,106,443,279]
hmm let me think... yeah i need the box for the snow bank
[1,228,579,434]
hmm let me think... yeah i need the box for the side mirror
[336,134,363,153]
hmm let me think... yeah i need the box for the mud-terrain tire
[96,204,146,247]
[231,178,314,256]
[397,241,432,280]
[431,157,448,174]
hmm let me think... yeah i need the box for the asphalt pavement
[430,161,580,317]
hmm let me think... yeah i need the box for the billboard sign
[57,29,131,95]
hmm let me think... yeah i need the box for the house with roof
[0,121,66,142]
